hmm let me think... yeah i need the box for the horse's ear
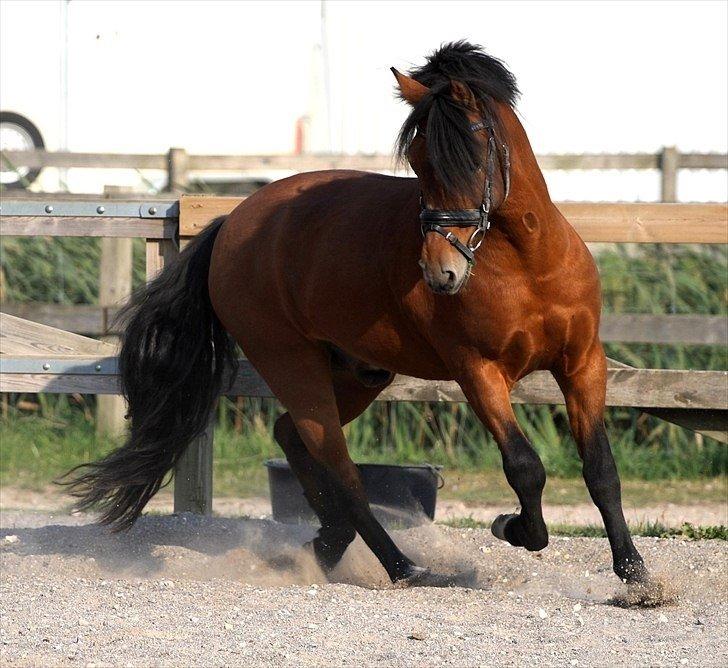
[391,68,429,106]
[449,80,477,109]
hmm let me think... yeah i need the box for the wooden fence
[0,195,727,516]
[3,303,725,346]
[2,146,727,201]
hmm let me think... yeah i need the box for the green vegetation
[0,241,726,494]
[441,516,728,541]
[2,411,726,508]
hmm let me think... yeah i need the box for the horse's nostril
[444,269,456,284]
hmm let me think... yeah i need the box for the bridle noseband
[419,120,510,265]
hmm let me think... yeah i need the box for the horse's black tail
[61,216,237,530]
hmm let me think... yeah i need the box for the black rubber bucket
[265,459,444,527]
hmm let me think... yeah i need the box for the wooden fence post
[145,234,214,515]
[96,186,133,437]
[166,148,190,193]
[173,412,214,515]
[660,146,679,203]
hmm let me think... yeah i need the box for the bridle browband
[419,120,510,265]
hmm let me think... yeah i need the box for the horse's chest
[402,275,550,373]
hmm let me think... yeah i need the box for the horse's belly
[310,304,453,380]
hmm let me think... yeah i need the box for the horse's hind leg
[259,343,424,583]
[274,414,354,570]
[459,361,549,551]
[273,369,392,572]
[555,347,648,584]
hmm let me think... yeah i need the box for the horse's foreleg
[555,348,648,584]
[460,362,549,551]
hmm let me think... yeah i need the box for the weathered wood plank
[2,357,726,411]
[600,314,728,345]
[646,408,727,444]
[0,315,115,356]
[4,148,725,173]
[0,216,175,239]
[171,237,212,515]
[180,196,728,244]
[660,146,679,203]
[3,304,725,346]
[0,149,166,170]
[379,368,728,411]
[96,231,132,438]
[145,239,179,281]
[537,154,659,170]
[0,303,111,334]
[179,195,246,237]
[678,153,728,169]
[173,419,214,515]
[166,148,190,193]
[605,356,728,442]
[558,202,728,243]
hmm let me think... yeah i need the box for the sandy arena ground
[1,501,726,667]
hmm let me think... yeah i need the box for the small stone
[570,661,579,666]
[78,618,90,626]
[408,632,426,641]
[658,613,668,623]
[680,660,688,665]
[573,603,582,613]
[538,608,548,619]
[3,535,19,544]
[224,623,233,631]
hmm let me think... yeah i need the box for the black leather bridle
[419,120,510,265]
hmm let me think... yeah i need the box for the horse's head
[392,45,515,295]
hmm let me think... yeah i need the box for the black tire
[0,111,45,189]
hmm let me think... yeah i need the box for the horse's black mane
[395,41,519,192]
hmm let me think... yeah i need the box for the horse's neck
[492,104,571,268]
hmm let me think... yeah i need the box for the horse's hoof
[610,575,677,608]
[394,566,458,589]
[491,513,519,542]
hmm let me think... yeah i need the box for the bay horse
[66,42,651,589]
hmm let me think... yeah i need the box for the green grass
[441,516,728,540]
[0,243,726,491]
[1,411,726,508]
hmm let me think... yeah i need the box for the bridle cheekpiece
[419,120,509,265]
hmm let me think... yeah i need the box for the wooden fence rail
[2,147,727,201]
[1,196,726,516]
[2,303,725,347]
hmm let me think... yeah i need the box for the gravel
[1,509,726,667]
